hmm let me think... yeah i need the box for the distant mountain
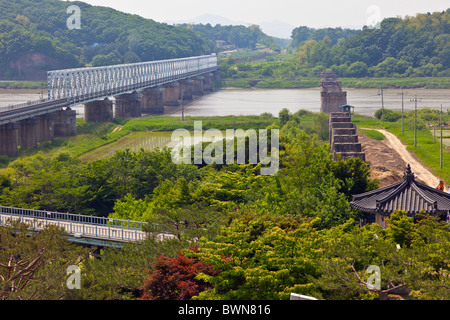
[168,13,293,39]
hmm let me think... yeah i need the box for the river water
[1,87,449,118]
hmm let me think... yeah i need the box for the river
[0,87,449,118]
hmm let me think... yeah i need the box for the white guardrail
[0,206,167,242]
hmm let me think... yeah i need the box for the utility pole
[410,95,421,148]
[378,89,386,126]
[441,104,443,169]
[398,89,406,134]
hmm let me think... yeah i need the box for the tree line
[291,10,449,78]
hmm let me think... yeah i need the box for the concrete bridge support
[84,99,114,123]
[115,92,142,118]
[54,108,77,137]
[180,79,193,101]
[141,87,165,114]
[18,118,38,149]
[36,113,56,144]
[203,73,214,92]
[0,123,19,157]
[213,70,221,81]
[192,76,204,96]
[163,82,180,106]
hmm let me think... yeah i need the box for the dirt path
[373,129,441,187]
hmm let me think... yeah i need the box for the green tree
[67,237,187,300]
[193,212,322,300]
[0,221,91,300]
[330,156,379,200]
[278,108,291,126]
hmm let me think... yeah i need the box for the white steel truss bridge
[47,54,218,105]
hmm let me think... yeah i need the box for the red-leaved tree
[140,249,219,300]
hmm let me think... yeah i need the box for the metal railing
[0,99,49,113]
[0,205,161,242]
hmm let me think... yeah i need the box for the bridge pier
[141,87,165,114]
[18,118,38,149]
[54,108,77,137]
[320,72,347,114]
[329,112,365,162]
[115,92,142,118]
[0,123,19,157]
[203,73,214,92]
[163,82,180,106]
[84,99,114,123]
[213,70,221,81]
[180,79,193,101]
[192,76,205,96]
[36,113,56,143]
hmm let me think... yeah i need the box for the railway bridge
[0,55,219,156]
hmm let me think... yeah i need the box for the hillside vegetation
[0,0,214,80]
[292,10,449,78]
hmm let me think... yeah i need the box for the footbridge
[0,55,219,156]
[0,205,172,248]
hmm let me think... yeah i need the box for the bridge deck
[0,206,173,243]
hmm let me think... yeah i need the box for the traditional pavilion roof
[350,164,450,215]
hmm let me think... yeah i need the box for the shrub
[374,108,402,122]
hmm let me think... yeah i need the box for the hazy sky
[78,0,448,29]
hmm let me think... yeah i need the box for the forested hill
[0,0,215,80]
[292,9,449,77]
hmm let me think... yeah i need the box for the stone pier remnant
[320,72,347,114]
[329,112,365,161]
